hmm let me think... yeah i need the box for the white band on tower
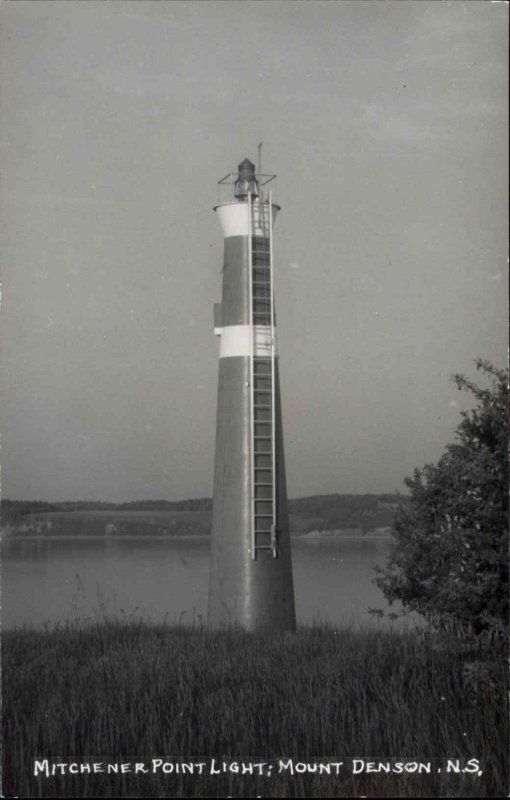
[214,202,279,238]
[219,325,277,358]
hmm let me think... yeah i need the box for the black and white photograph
[1,1,508,797]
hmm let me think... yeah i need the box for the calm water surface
[2,535,416,630]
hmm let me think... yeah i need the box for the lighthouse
[207,157,296,631]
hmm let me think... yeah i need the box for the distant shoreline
[3,531,394,541]
[2,496,401,543]
[1,495,406,539]
[2,532,210,541]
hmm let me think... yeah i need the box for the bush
[375,360,508,641]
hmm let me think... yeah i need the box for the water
[1,535,416,630]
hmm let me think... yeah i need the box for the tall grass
[2,620,507,797]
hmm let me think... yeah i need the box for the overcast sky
[1,0,507,502]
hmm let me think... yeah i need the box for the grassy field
[2,622,507,798]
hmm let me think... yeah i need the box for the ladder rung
[250,203,276,561]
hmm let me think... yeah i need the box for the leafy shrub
[375,360,508,642]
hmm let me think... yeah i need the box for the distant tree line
[1,501,60,526]
[0,498,213,526]
[289,494,408,532]
[1,494,407,532]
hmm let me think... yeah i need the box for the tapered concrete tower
[208,157,296,631]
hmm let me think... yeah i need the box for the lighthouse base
[207,356,296,632]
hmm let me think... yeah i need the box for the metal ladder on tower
[248,191,278,559]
